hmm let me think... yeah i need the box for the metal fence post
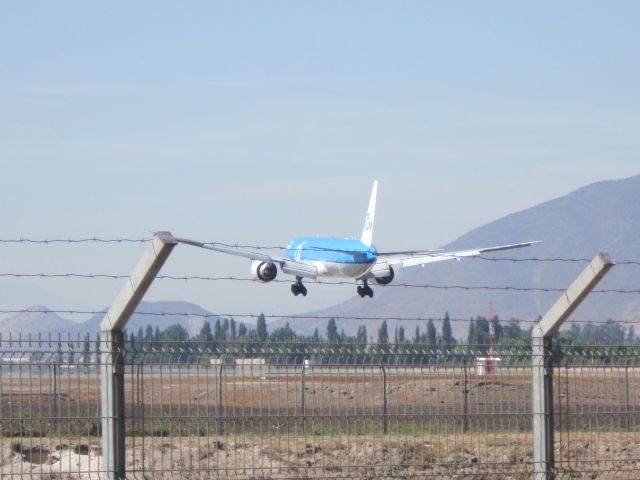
[52,360,59,432]
[99,232,177,480]
[625,359,630,433]
[300,361,306,435]
[217,361,225,436]
[380,362,388,434]
[532,252,614,480]
[101,330,125,480]
[532,334,554,479]
[463,359,469,433]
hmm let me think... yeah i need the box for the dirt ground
[3,433,640,479]
[3,366,640,478]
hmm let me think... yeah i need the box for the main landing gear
[291,276,307,296]
[357,281,374,298]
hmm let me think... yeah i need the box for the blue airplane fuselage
[284,237,377,278]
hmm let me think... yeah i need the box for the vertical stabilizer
[361,180,378,246]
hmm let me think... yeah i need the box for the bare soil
[3,366,640,478]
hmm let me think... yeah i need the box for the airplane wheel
[358,285,373,298]
[292,283,307,296]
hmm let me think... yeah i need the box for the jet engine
[370,266,394,285]
[251,260,278,282]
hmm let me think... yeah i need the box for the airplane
[176,181,538,298]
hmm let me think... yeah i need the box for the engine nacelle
[370,266,394,285]
[251,260,278,282]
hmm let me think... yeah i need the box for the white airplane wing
[175,237,283,266]
[175,237,319,279]
[375,241,540,270]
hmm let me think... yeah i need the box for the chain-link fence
[2,335,640,479]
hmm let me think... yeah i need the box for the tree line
[53,313,636,367]
[117,313,635,350]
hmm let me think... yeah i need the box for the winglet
[361,180,378,246]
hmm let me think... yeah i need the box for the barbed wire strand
[0,237,151,244]
[1,272,639,293]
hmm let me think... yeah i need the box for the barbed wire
[1,272,639,293]
[2,237,639,265]
[0,237,151,244]
[0,308,638,325]
[0,273,129,279]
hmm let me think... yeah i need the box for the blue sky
[1,2,638,320]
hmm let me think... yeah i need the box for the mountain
[0,301,251,338]
[272,175,640,339]
[60,301,225,337]
[0,306,77,339]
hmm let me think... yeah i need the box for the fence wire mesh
[0,335,102,479]
[2,336,640,478]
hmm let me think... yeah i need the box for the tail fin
[361,180,378,246]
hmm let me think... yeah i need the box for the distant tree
[356,325,367,346]
[493,315,503,342]
[269,322,297,342]
[326,318,339,343]
[426,319,437,346]
[82,333,91,367]
[378,321,389,345]
[144,324,154,342]
[602,319,625,343]
[442,312,453,346]
[398,326,405,344]
[474,316,490,345]
[214,319,223,342]
[312,327,320,342]
[256,313,268,342]
[582,322,597,342]
[467,318,476,344]
[222,318,230,339]
[154,326,161,344]
[238,322,248,337]
[55,341,64,364]
[502,319,526,341]
[559,319,626,344]
[230,318,237,338]
[414,325,420,344]
[627,326,636,343]
[94,333,101,365]
[66,342,75,365]
[197,321,213,347]
[161,324,189,342]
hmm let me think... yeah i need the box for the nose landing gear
[291,276,307,296]
[357,281,374,298]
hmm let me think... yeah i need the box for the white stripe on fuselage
[310,260,374,279]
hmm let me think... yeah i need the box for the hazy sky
[1,2,638,321]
